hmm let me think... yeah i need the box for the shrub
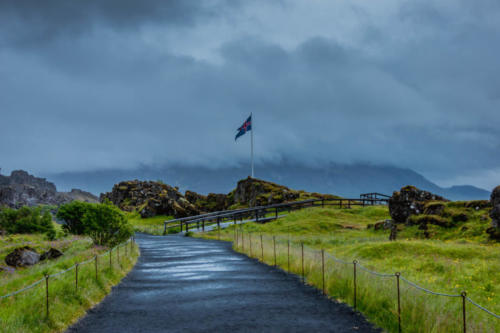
[82,202,133,246]
[56,201,90,235]
[0,206,56,237]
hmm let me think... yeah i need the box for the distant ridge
[45,163,491,201]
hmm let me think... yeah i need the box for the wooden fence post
[260,234,264,262]
[45,275,50,318]
[75,263,79,291]
[321,249,325,295]
[301,242,304,283]
[353,260,357,310]
[396,272,401,333]
[462,291,467,333]
[273,236,277,266]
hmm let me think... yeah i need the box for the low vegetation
[0,202,139,332]
[199,205,499,332]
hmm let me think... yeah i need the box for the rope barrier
[399,276,462,297]
[466,297,500,319]
[0,278,44,299]
[357,263,394,278]
[0,238,134,299]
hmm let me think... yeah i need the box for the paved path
[68,233,380,333]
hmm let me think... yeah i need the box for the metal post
[273,236,277,266]
[301,242,304,283]
[255,210,259,222]
[260,234,264,262]
[180,222,183,232]
[353,260,357,310]
[396,272,401,333]
[95,256,98,280]
[75,263,79,291]
[275,207,278,219]
[163,222,167,234]
[321,249,325,295]
[462,291,467,333]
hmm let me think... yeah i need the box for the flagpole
[251,112,254,178]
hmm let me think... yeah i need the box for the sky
[0,0,499,190]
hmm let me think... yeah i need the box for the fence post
[249,233,253,257]
[301,242,304,283]
[75,263,79,291]
[462,291,467,333]
[180,222,183,232]
[396,272,401,333]
[273,236,277,266]
[260,234,264,262]
[287,239,290,272]
[242,230,245,251]
[163,222,167,234]
[321,249,325,295]
[353,260,357,310]
[322,199,325,208]
[95,256,98,280]
[275,207,278,219]
[45,275,50,318]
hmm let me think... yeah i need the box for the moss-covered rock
[389,186,448,223]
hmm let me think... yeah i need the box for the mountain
[43,163,491,201]
[0,170,98,208]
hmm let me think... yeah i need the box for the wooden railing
[164,196,389,233]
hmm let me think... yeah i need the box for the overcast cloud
[1,0,499,190]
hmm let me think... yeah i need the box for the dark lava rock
[101,180,200,218]
[389,186,448,223]
[5,247,40,267]
[185,191,229,212]
[40,248,63,261]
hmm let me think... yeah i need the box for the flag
[235,115,252,141]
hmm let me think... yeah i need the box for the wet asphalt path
[68,233,380,333]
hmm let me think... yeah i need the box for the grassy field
[0,233,139,333]
[198,205,500,332]
[127,212,173,235]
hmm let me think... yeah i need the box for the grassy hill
[199,204,499,332]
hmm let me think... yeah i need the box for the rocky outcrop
[100,180,200,218]
[0,170,98,208]
[185,191,228,212]
[487,186,500,239]
[389,186,448,223]
[5,247,40,267]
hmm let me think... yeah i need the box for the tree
[56,201,89,235]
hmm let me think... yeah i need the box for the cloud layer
[1,0,499,189]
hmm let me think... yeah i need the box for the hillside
[0,170,98,208]
[45,162,490,200]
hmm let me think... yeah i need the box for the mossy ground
[0,233,139,333]
[199,205,499,332]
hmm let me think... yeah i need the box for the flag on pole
[235,115,252,141]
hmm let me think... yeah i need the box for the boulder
[40,248,63,261]
[488,186,500,239]
[5,247,40,267]
[389,186,448,223]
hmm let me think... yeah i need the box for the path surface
[68,233,380,333]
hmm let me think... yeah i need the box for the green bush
[81,202,133,246]
[0,206,55,238]
[56,200,89,234]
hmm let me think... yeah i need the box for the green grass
[199,205,500,332]
[126,212,173,235]
[0,233,139,332]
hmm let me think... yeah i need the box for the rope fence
[0,237,137,320]
[232,231,499,333]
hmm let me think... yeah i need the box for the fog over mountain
[45,163,490,201]
[1,0,499,193]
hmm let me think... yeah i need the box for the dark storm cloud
[1,0,499,189]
